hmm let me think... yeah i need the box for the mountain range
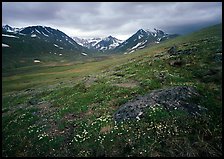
[2,25,178,53]
[2,24,178,69]
[72,36,123,51]
[72,28,178,53]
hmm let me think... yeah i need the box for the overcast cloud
[2,2,222,40]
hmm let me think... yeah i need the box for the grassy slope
[2,24,222,157]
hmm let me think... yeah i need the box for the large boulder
[113,86,205,122]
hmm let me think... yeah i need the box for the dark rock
[25,88,31,92]
[28,98,39,105]
[214,53,222,62]
[204,68,220,76]
[177,48,197,55]
[216,48,222,53]
[169,58,183,67]
[167,46,177,55]
[201,67,222,83]
[168,45,197,56]
[113,86,204,122]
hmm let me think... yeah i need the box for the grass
[2,24,222,157]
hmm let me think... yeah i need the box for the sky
[2,2,222,40]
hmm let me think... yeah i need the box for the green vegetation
[2,24,222,157]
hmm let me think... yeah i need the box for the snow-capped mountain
[114,28,178,53]
[94,36,123,51]
[72,37,103,49]
[2,25,92,67]
[2,24,23,33]
[2,25,88,51]
[72,36,123,52]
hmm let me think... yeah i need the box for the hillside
[2,25,100,70]
[2,23,222,157]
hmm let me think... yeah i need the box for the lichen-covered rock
[169,58,183,67]
[167,46,177,55]
[214,53,222,62]
[167,46,197,56]
[113,86,205,122]
[28,98,39,105]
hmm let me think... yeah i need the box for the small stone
[167,46,177,55]
[169,58,183,67]
[28,98,39,105]
[214,53,222,62]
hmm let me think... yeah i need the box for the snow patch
[42,32,49,37]
[100,46,107,50]
[59,54,62,56]
[138,45,146,49]
[19,33,26,36]
[81,52,88,56]
[2,43,10,47]
[68,40,74,45]
[138,34,143,39]
[131,40,147,50]
[44,28,51,34]
[2,34,19,38]
[31,34,37,37]
[157,37,162,41]
[54,44,59,47]
[35,29,41,34]
[34,60,40,63]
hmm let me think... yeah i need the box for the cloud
[2,2,222,40]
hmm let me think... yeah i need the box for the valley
[2,24,222,157]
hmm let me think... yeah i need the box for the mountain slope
[114,28,179,53]
[2,25,93,69]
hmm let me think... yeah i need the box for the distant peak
[137,29,147,34]
[108,35,113,38]
[138,28,145,32]
[3,24,11,27]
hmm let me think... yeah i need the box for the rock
[179,49,192,55]
[168,45,197,56]
[204,68,220,76]
[169,58,183,67]
[214,53,222,62]
[167,46,177,55]
[201,67,222,83]
[183,43,188,46]
[113,86,204,122]
[216,48,222,53]
[28,98,39,105]
[25,88,31,92]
